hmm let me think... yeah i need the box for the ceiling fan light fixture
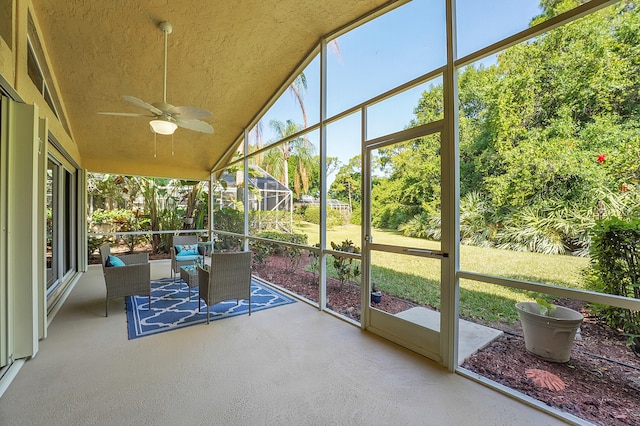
[149,118,177,135]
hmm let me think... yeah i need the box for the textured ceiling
[30,0,396,180]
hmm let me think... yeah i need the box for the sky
[253,0,544,186]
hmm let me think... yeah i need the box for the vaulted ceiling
[30,0,397,180]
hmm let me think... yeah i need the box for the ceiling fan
[99,21,213,138]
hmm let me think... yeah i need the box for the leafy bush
[330,239,361,290]
[89,208,150,252]
[254,230,307,246]
[399,210,441,240]
[303,206,345,228]
[459,191,497,247]
[213,207,244,250]
[87,235,109,258]
[589,217,640,352]
[249,210,292,233]
[349,205,361,225]
[157,209,183,253]
[90,209,113,226]
[250,231,308,271]
[494,204,590,256]
[309,243,321,279]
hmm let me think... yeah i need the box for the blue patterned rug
[125,277,296,339]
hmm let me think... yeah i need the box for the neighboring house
[215,165,293,232]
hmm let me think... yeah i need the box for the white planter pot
[515,302,583,363]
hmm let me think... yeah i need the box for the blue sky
[254,0,543,184]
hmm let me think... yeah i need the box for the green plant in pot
[371,283,382,304]
[515,298,583,363]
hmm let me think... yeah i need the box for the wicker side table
[179,264,199,301]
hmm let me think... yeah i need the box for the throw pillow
[176,244,198,256]
[106,255,125,267]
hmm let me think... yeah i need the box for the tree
[384,1,640,252]
[290,73,308,128]
[133,177,169,253]
[248,71,308,155]
[371,135,441,232]
[262,119,316,198]
[329,156,362,210]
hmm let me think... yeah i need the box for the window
[46,156,76,306]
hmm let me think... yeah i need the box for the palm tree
[248,72,307,155]
[289,73,308,128]
[263,119,315,197]
[249,39,339,186]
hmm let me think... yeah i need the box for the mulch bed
[251,253,415,322]
[462,300,640,425]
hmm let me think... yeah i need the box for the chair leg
[105,298,108,317]
[248,295,251,316]
[148,294,151,310]
[206,305,210,324]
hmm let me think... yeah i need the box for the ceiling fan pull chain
[172,133,174,156]
[154,132,157,158]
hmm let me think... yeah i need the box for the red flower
[597,154,606,164]
[620,185,629,192]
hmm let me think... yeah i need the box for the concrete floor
[395,307,504,365]
[0,260,571,425]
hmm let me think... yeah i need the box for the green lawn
[294,222,590,324]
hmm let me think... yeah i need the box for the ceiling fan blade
[175,118,214,134]
[168,105,212,120]
[101,23,215,137]
[122,95,163,115]
[98,112,155,117]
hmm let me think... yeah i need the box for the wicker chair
[170,235,200,282]
[99,244,151,317]
[197,251,252,324]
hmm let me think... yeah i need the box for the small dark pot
[371,291,382,304]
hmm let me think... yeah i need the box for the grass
[294,222,591,324]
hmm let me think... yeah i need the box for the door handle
[405,248,449,259]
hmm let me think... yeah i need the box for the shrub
[89,208,150,252]
[349,205,361,225]
[90,209,113,226]
[589,217,640,352]
[249,210,292,233]
[399,210,441,240]
[213,207,244,250]
[87,235,109,258]
[303,205,345,228]
[250,230,308,271]
[459,191,497,247]
[157,209,183,253]
[330,239,361,290]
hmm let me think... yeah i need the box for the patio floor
[0,260,568,425]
